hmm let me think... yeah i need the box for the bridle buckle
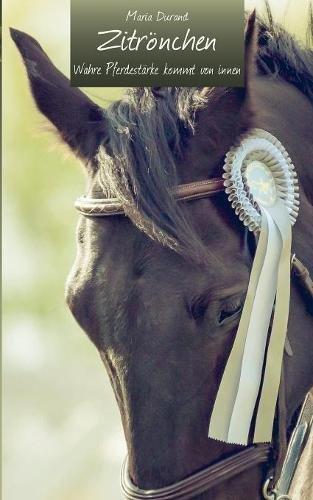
[263,478,292,500]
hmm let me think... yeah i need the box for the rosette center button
[245,160,277,207]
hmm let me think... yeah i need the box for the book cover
[3,1,313,499]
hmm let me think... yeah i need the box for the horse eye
[219,298,243,325]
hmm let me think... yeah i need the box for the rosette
[208,129,300,445]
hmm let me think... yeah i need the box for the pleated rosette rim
[223,129,299,232]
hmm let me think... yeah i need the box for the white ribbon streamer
[227,207,282,444]
[254,200,291,442]
[208,213,269,442]
[209,202,291,445]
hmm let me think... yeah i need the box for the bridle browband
[75,176,313,500]
[75,178,225,217]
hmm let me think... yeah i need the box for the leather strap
[172,178,226,200]
[75,178,225,217]
[292,256,313,313]
[121,446,270,500]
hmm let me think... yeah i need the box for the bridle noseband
[75,176,313,500]
[121,446,270,500]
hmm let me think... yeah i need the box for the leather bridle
[75,178,225,217]
[75,176,313,500]
[121,446,270,500]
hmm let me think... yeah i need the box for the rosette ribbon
[208,129,299,445]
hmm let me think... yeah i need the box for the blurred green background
[2,1,311,499]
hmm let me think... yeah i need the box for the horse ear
[217,9,257,123]
[189,14,258,163]
[10,28,109,162]
[244,9,258,90]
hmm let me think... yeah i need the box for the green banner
[71,0,244,86]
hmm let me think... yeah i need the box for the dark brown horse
[11,9,313,500]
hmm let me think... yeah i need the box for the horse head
[11,11,313,499]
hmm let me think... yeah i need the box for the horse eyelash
[188,294,244,322]
[218,297,244,324]
[222,297,244,313]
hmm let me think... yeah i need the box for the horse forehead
[79,206,245,285]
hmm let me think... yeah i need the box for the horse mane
[98,8,313,262]
[256,3,313,102]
